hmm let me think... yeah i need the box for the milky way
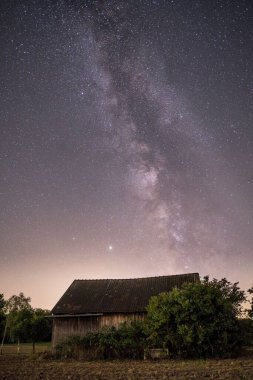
[0,0,252,308]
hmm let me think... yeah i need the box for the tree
[146,281,242,358]
[1,292,52,354]
[202,276,246,317]
[248,286,253,319]
[30,309,52,353]
[0,294,6,353]
[7,308,33,343]
[0,294,5,311]
[6,293,32,313]
[5,292,33,351]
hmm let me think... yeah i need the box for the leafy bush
[55,322,147,360]
[146,282,243,358]
[55,335,94,360]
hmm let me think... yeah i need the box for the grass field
[0,355,253,380]
[0,342,51,355]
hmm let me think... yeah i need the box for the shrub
[55,321,147,360]
[146,282,242,358]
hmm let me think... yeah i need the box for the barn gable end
[51,273,199,347]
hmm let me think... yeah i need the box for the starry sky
[1,0,253,309]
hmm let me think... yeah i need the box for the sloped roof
[52,273,199,315]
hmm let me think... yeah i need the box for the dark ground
[0,355,253,380]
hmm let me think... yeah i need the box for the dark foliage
[239,319,253,347]
[0,294,6,342]
[55,322,147,360]
[1,293,51,345]
[248,286,253,319]
[202,276,247,317]
[146,281,244,358]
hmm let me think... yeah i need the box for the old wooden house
[51,273,199,347]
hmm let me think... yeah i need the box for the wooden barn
[51,273,199,347]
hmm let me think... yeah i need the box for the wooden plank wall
[52,313,145,347]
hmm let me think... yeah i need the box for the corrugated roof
[51,273,199,315]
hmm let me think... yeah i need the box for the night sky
[1,0,252,309]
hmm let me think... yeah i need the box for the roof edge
[73,272,199,282]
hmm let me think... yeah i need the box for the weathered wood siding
[100,312,145,328]
[52,313,145,348]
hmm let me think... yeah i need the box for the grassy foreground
[0,355,253,380]
[0,342,51,354]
